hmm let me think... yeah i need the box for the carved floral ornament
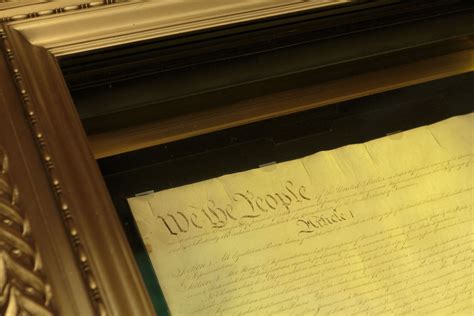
[0,147,54,315]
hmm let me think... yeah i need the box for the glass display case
[0,1,472,314]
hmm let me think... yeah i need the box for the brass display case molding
[0,26,106,315]
[9,0,348,56]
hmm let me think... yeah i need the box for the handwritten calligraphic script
[128,113,473,315]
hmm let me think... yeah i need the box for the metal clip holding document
[259,161,276,168]
[134,190,155,197]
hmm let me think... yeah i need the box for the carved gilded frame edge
[0,2,154,316]
[0,1,353,315]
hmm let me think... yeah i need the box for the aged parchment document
[128,113,473,315]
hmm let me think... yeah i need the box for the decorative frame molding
[0,1,472,315]
[0,24,108,316]
[0,2,159,314]
[1,1,119,22]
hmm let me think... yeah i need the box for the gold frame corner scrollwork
[0,146,54,316]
